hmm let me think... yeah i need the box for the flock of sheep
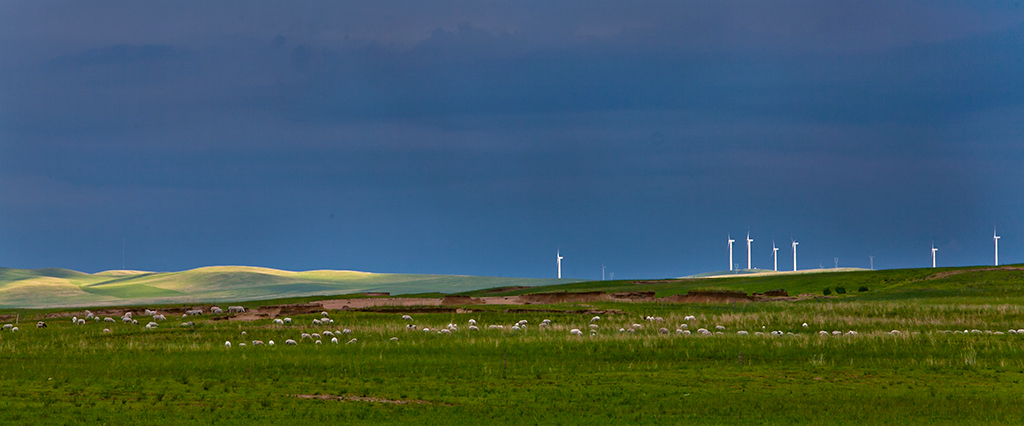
[6,307,1024,348]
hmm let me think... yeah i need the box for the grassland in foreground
[1,265,1024,424]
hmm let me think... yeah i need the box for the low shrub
[835,287,846,294]
[823,288,832,296]
[858,286,869,292]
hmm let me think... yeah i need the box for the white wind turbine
[931,244,938,268]
[772,240,779,272]
[791,239,799,272]
[994,228,1000,266]
[746,232,754,270]
[602,264,606,281]
[557,250,564,279]
[728,234,736,271]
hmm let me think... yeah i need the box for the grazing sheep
[252,340,264,346]
[123,312,133,318]
[488,325,503,330]
[890,330,902,335]
[771,331,783,336]
[423,328,431,332]
[225,341,232,348]
[210,307,223,314]
[715,325,726,331]
[283,318,292,324]
[402,315,413,321]
[819,330,829,336]
[541,319,551,325]
[696,328,709,334]
[510,325,520,332]
[346,338,357,345]
[654,317,665,322]
[847,331,859,336]
[390,337,399,341]
[285,339,298,345]
[146,322,159,328]
[241,331,248,337]
[268,340,275,346]
[326,319,334,324]
[239,342,246,347]
[678,324,688,329]
[301,333,312,340]
[153,315,166,321]
[331,337,339,344]
[132,319,138,325]
[1018,329,1024,334]
[589,324,599,330]
[312,319,322,325]
[274,319,284,325]
[755,331,764,336]
[681,330,692,335]
[407,324,417,330]
[343,329,352,334]
[590,316,601,323]
[93,317,100,322]
[737,331,749,336]
[181,321,195,327]
[321,311,329,317]
[323,331,334,337]
[72,316,78,323]
[144,309,155,316]
[627,328,635,333]
[77,319,86,325]
[315,340,322,344]
[311,333,321,340]
[103,329,111,333]
[228,306,245,314]
[145,324,154,330]
[1010,330,1018,334]
[468,319,477,326]
[684,315,696,322]
[104,317,115,323]
[440,329,452,334]
[569,328,583,336]
[36,321,46,328]
[832,331,842,336]
[659,328,669,334]
[1,324,12,331]
[802,322,809,328]
[632,323,643,329]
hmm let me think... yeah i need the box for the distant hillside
[0,266,582,309]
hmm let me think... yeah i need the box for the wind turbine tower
[994,228,1000,266]
[728,234,735,271]
[557,250,564,279]
[746,232,754,270]
[791,240,799,272]
[772,240,779,272]
[931,244,938,268]
[602,264,606,281]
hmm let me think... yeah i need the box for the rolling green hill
[0,266,582,308]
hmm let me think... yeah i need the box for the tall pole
[601,264,606,281]
[792,241,799,272]
[728,235,735,271]
[772,243,778,272]
[746,233,753,270]
[557,250,563,279]
[931,245,938,268]
[994,229,1000,266]
[869,255,874,270]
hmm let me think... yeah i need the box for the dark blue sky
[2,1,1024,279]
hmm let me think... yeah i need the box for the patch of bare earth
[292,394,449,405]
[924,266,1024,281]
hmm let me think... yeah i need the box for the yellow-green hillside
[0,266,581,308]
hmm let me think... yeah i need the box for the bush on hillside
[858,286,869,292]
[835,287,846,294]
[823,288,832,296]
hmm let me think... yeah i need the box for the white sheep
[285,339,298,345]
[510,325,520,332]
[632,323,643,329]
[627,328,635,333]
[311,333,321,340]
[239,342,246,347]
[468,319,477,326]
[2,324,13,331]
[589,324,599,330]
[678,324,688,329]
[590,316,601,323]
[153,315,166,321]
[315,340,322,344]
[402,315,413,321]
[440,329,452,334]
[346,338,357,344]
[715,325,726,331]
[390,337,399,341]
[488,325,503,329]
[684,315,696,321]
[252,340,264,346]
[241,331,248,337]
[323,331,334,337]
[225,341,232,348]
[681,330,691,335]
[301,333,312,340]
[72,316,78,323]
[312,319,322,325]
[343,329,352,334]
[832,331,842,336]
[105,317,115,323]
[331,337,339,344]
[283,318,292,324]
[469,325,479,331]
[274,319,284,325]
[819,330,829,336]
[737,331,749,336]
[211,307,223,314]
[36,321,47,328]
[228,306,245,313]
[423,328,431,332]
[654,317,665,322]
[77,319,86,325]
[103,329,111,333]
[123,312,133,318]
[146,322,159,328]
[802,322,809,328]
[696,328,709,334]
[268,340,275,346]
[659,328,669,334]
[569,328,583,336]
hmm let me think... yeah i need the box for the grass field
[2,265,1024,424]
[0,266,583,308]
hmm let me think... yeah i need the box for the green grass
[4,299,1024,424]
